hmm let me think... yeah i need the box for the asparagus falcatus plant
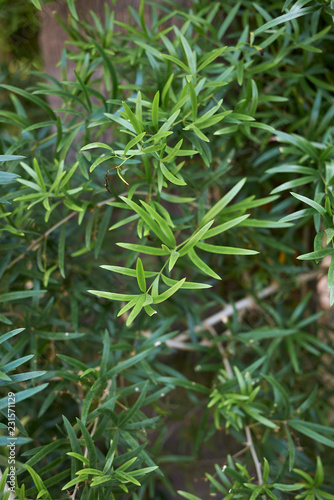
[1,0,334,498]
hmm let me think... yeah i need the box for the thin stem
[4,195,117,272]
[245,425,263,485]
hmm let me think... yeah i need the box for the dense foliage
[1,0,334,498]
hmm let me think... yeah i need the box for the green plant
[1,0,334,498]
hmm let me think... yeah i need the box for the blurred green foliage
[1,0,334,499]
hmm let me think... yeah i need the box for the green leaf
[58,224,66,278]
[76,418,97,468]
[0,436,32,446]
[105,348,153,378]
[162,140,184,164]
[168,250,180,272]
[124,132,146,155]
[244,407,277,429]
[0,328,24,345]
[238,328,298,341]
[186,77,197,121]
[109,213,139,231]
[136,258,146,292]
[196,242,258,255]
[288,420,334,448]
[140,200,176,248]
[0,384,48,411]
[100,265,157,278]
[161,275,211,289]
[297,248,334,261]
[217,2,241,38]
[285,425,296,471]
[178,491,203,500]
[88,290,140,301]
[160,53,191,73]
[81,142,114,152]
[158,109,181,133]
[178,30,196,74]
[122,102,143,135]
[30,0,42,9]
[188,248,221,280]
[0,84,57,120]
[66,453,90,466]
[24,464,50,496]
[90,40,118,99]
[95,206,113,258]
[153,278,186,304]
[160,192,195,204]
[270,176,316,194]
[201,178,246,225]
[314,456,324,487]
[239,219,293,228]
[291,192,327,217]
[116,243,170,255]
[204,215,250,238]
[0,172,20,184]
[253,6,318,36]
[178,221,214,257]
[119,196,174,246]
[160,161,186,186]
[0,290,47,303]
[119,383,148,427]
[0,155,25,162]
[197,46,228,72]
[152,91,160,130]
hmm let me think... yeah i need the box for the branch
[245,425,263,485]
[4,195,116,272]
[172,270,320,343]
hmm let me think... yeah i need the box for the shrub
[1,0,334,499]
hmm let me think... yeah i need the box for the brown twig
[4,188,155,273]
[245,425,263,485]
[4,196,117,272]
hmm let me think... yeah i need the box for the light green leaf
[253,6,317,36]
[140,200,176,248]
[201,178,246,225]
[152,91,160,130]
[124,132,146,155]
[119,196,173,246]
[160,161,186,186]
[153,278,186,304]
[88,291,139,301]
[0,290,47,303]
[0,155,26,162]
[197,47,228,72]
[136,258,146,292]
[116,243,170,255]
[204,215,250,238]
[168,250,180,272]
[297,248,334,261]
[196,241,258,255]
[188,248,221,280]
[161,275,211,289]
[178,221,214,257]
[100,265,157,278]
[291,192,327,217]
